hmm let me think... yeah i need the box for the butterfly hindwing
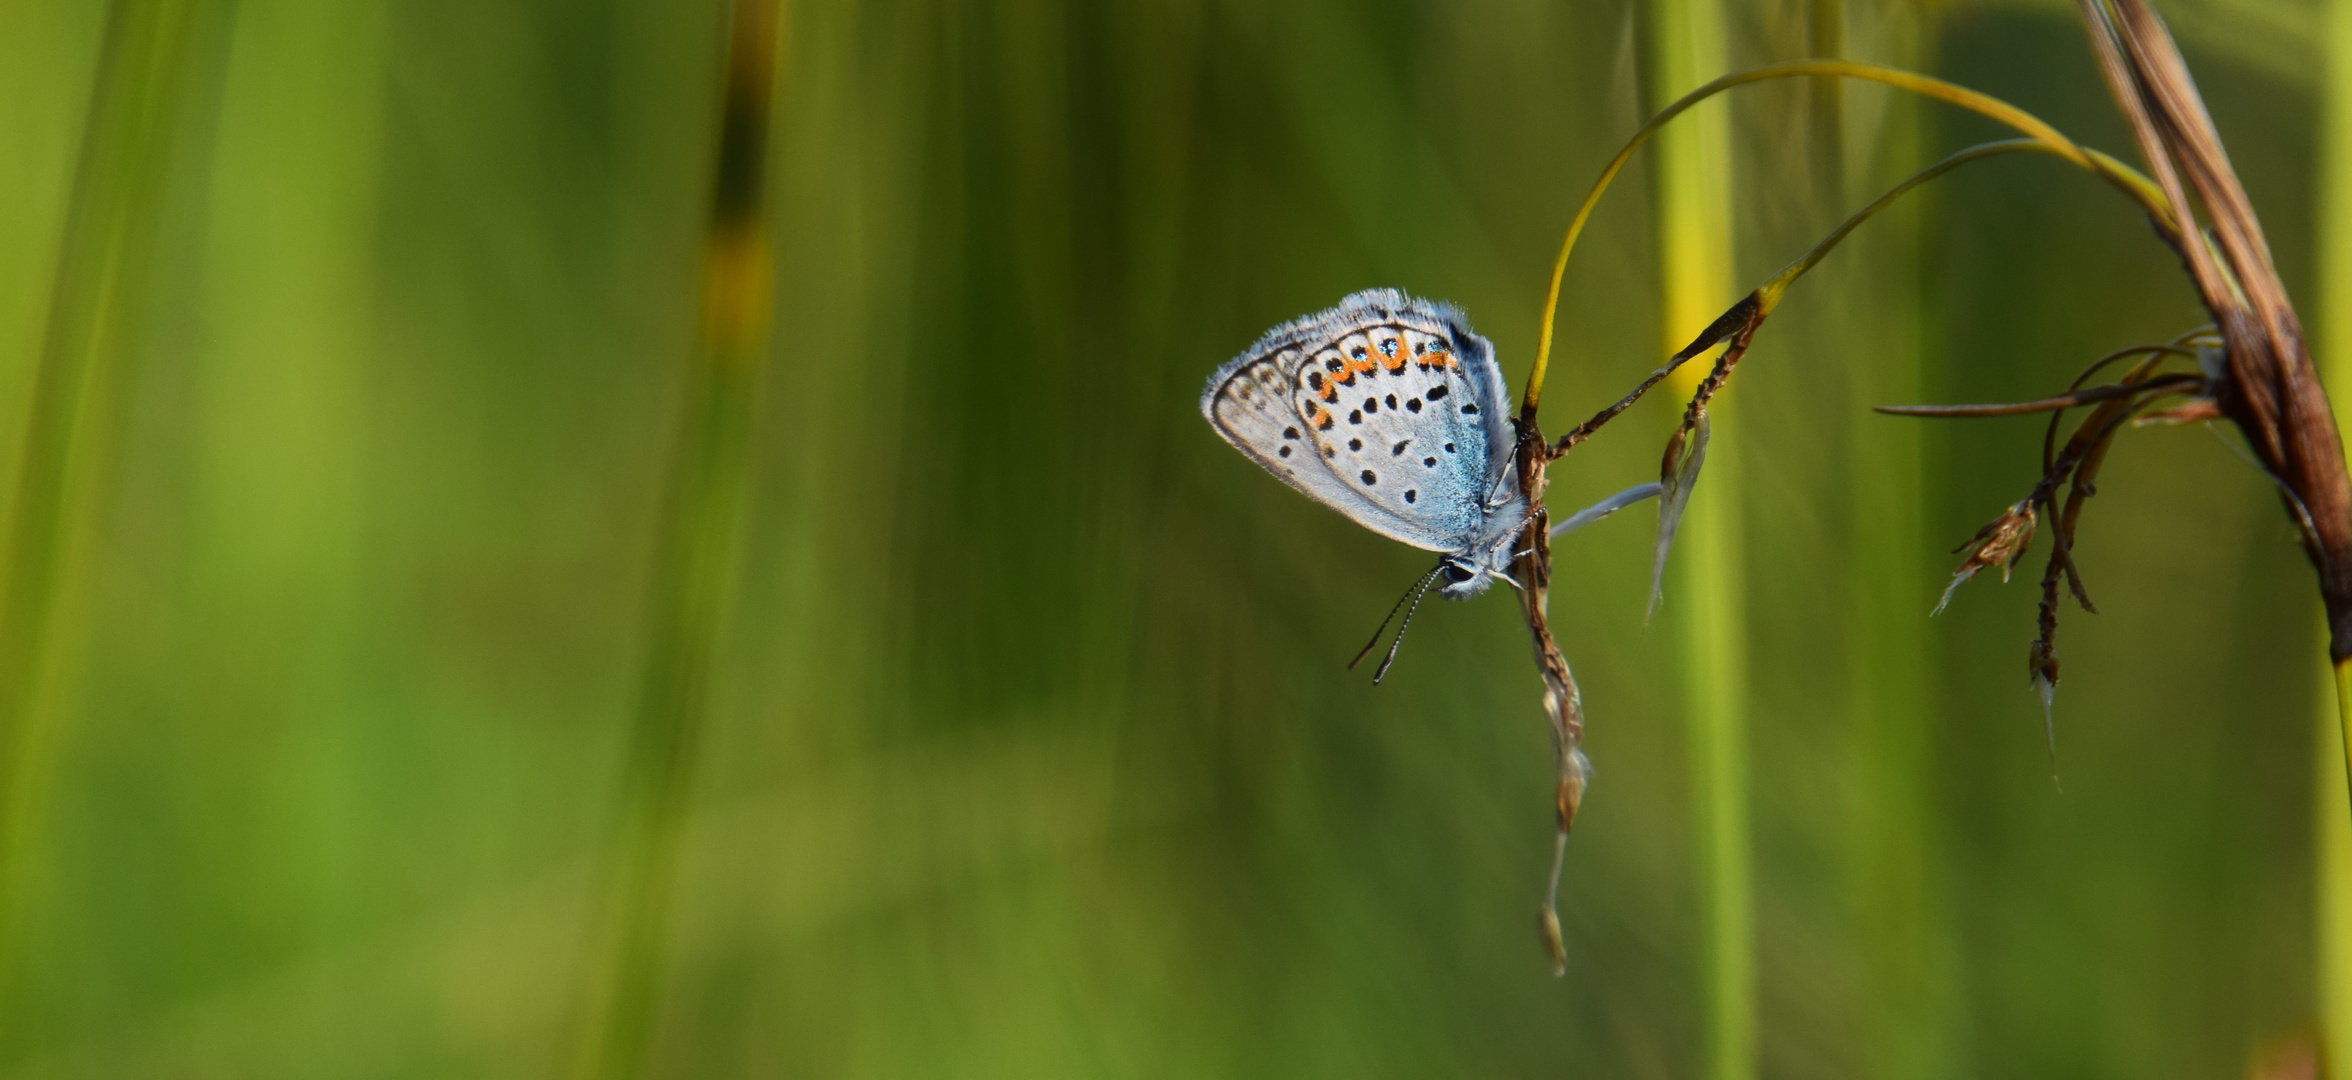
[1203,345,1441,551]
[1202,289,1519,554]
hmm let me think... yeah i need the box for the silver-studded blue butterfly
[1202,289,1529,619]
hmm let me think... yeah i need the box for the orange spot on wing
[1383,337,1407,372]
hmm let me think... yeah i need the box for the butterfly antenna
[1350,562,1445,676]
[1367,571,1443,684]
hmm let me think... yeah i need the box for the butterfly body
[1201,289,1525,597]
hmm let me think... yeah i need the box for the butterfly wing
[1201,289,1520,554]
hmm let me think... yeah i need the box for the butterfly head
[1436,541,1520,600]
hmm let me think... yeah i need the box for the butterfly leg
[1548,482,1664,539]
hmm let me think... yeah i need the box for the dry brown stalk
[2078,0,2352,661]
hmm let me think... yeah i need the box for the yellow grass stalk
[1645,0,1752,1076]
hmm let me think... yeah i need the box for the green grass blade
[1646,0,1751,1074]
[1836,16,1945,1078]
[569,3,783,1077]
[0,0,217,953]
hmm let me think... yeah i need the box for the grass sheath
[570,3,782,1077]
[0,0,216,955]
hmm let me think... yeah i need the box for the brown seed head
[1934,500,2038,615]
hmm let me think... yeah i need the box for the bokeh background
[0,0,2341,1076]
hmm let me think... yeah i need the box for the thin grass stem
[2316,0,2352,1050]
[2337,662,2352,817]
[1525,59,2172,412]
[1550,143,2075,456]
[2321,659,2352,1076]
[1760,139,2044,306]
[1874,374,2202,417]
[569,3,783,1078]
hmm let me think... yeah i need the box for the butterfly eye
[1443,563,1475,584]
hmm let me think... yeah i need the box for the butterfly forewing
[1298,325,1505,541]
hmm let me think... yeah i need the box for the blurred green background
[0,0,2338,1076]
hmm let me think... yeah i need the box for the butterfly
[1201,289,1532,675]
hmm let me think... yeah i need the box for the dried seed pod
[1934,500,2038,615]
